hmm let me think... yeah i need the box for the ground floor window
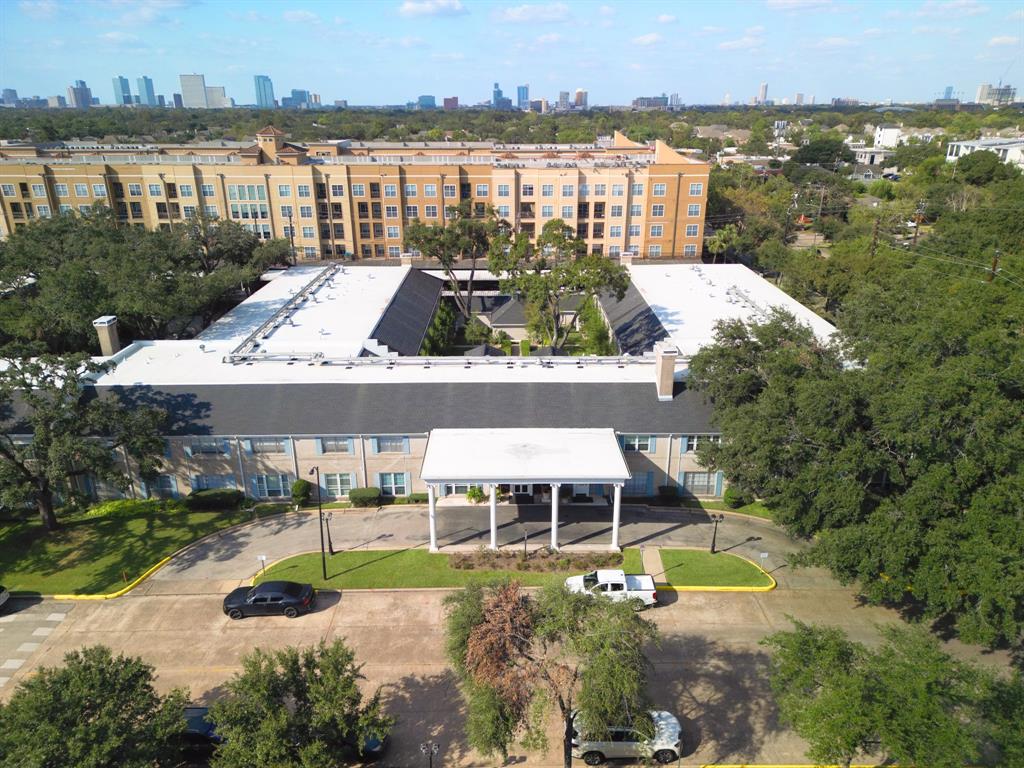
[253,474,290,498]
[380,472,407,496]
[623,472,652,496]
[324,473,354,497]
[680,471,716,496]
[444,483,482,495]
[150,474,178,499]
[191,474,236,491]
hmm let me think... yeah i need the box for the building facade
[137,76,157,107]
[0,127,710,260]
[112,76,132,106]
[254,75,275,108]
[179,74,208,108]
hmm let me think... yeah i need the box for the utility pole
[988,250,1001,282]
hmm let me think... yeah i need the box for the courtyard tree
[0,645,187,768]
[209,638,392,768]
[0,350,167,531]
[444,580,658,768]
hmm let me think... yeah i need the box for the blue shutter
[645,471,654,497]
[242,439,253,455]
[315,438,324,456]
[139,479,149,499]
[617,434,625,449]
[183,444,193,458]
[170,477,179,499]
[220,438,231,456]
[374,472,382,492]
[402,437,410,454]
[680,435,690,453]
[250,477,261,498]
[163,440,172,459]
[715,471,724,497]
[404,472,411,495]
[190,475,200,491]
[648,436,657,453]
[370,438,380,455]
[346,437,355,454]
[283,439,292,455]
[349,472,357,492]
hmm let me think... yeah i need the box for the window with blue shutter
[715,471,724,497]
[242,439,254,455]
[648,436,657,453]
[315,438,324,456]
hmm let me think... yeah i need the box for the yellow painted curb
[52,555,173,601]
[653,549,777,593]
[699,765,887,767]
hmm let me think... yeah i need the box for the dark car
[222,581,315,619]
[0,585,9,613]
[178,706,223,758]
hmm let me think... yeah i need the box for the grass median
[0,504,271,595]
[657,548,774,588]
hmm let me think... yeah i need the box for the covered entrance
[420,428,631,552]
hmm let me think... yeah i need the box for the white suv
[571,710,682,765]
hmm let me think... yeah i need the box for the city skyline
[1,0,1022,106]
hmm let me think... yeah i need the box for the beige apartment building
[0,127,709,260]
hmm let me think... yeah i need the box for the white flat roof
[420,428,631,484]
[628,263,837,357]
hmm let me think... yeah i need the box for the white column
[428,484,438,552]
[610,483,622,551]
[550,483,560,551]
[489,483,498,551]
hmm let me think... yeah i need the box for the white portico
[420,428,631,552]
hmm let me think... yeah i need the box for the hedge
[185,488,246,511]
[349,487,382,508]
[84,498,186,519]
[291,478,313,506]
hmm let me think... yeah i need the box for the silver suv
[571,710,682,765]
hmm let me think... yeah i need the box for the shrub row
[450,547,624,573]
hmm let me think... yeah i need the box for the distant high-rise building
[334,99,348,108]
[575,88,587,108]
[179,74,208,108]
[558,91,570,110]
[157,94,166,107]
[976,82,1015,105]
[2,88,18,104]
[281,89,311,108]
[669,93,681,107]
[254,75,275,108]
[721,92,731,106]
[47,95,66,108]
[492,82,503,105]
[809,95,815,105]
[632,95,669,109]
[137,76,157,106]
[443,96,459,110]
[205,86,229,108]
[517,84,529,109]
[112,76,132,106]
[795,92,804,105]
[943,85,954,100]
[757,81,768,105]
[491,82,512,109]
[417,94,436,109]
[67,80,92,109]
[172,93,184,108]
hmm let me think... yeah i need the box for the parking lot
[0,599,73,691]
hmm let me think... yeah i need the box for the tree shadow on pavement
[648,635,787,764]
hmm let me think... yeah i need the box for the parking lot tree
[763,621,990,768]
[209,638,392,768]
[0,350,167,531]
[0,645,187,768]
[444,580,657,768]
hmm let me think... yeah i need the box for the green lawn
[688,500,774,520]
[657,549,774,588]
[0,507,263,595]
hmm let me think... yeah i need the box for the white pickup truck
[565,569,658,608]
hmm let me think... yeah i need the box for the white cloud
[657,13,677,23]
[631,32,662,45]
[813,35,857,49]
[988,35,1019,46]
[495,2,570,22]
[913,24,962,36]
[106,0,188,26]
[18,0,57,19]
[1009,9,1024,19]
[861,27,883,37]
[536,32,563,44]
[765,0,832,9]
[916,0,988,17]
[398,0,467,17]
[598,4,614,15]
[699,25,725,35]
[282,9,319,22]
[430,51,465,60]
[400,35,425,47]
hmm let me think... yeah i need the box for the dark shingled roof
[368,269,444,356]
[599,284,669,356]
[87,382,713,437]
[463,344,506,357]
[490,295,583,327]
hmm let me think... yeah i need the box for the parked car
[178,706,223,758]
[222,581,315,619]
[564,569,658,608]
[0,585,9,613]
[571,710,682,765]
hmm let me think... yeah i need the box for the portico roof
[420,428,631,485]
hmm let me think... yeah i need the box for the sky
[1,0,1023,106]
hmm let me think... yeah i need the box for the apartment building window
[497,184,510,197]
[611,184,624,196]
[561,184,574,197]
[405,205,418,218]
[110,183,124,198]
[378,184,395,198]
[561,205,574,219]
[425,205,438,218]
[372,223,384,238]
[188,437,228,455]
[277,185,291,197]
[316,183,327,199]
[297,185,311,198]
[371,202,382,218]
[253,474,290,498]
[359,223,371,238]
[369,183,380,198]
[333,223,345,238]
[130,202,143,217]
[609,245,621,257]
[653,183,667,196]
[183,205,196,218]
[360,244,372,257]
[378,472,408,496]
[249,437,287,454]
[373,435,409,453]
[386,226,400,238]
[76,183,90,196]
[191,475,236,491]
[388,245,401,257]
[404,184,417,197]
[622,435,653,452]
[179,184,194,197]
[577,202,589,219]
[592,222,604,238]
[280,205,293,218]
[55,184,69,197]
[283,225,294,237]
[2,184,16,196]
[628,225,640,237]
[443,184,456,198]
[9,202,23,220]
[424,184,437,197]
[623,474,652,496]
[385,205,399,218]
[610,205,623,218]
[648,245,662,256]
[302,226,315,238]
[683,244,697,257]
[685,435,721,452]
[680,471,716,496]
[352,184,365,196]
[475,183,489,196]
[652,204,665,217]
[579,183,589,195]
[594,183,606,195]
[356,202,368,218]
[303,246,318,258]
[37,205,51,218]
[631,183,644,195]
[576,223,588,238]
[474,202,486,216]
[200,183,215,197]
[541,184,553,197]
[228,185,266,201]
[685,224,699,237]
[592,244,604,255]
[324,473,354,497]
[650,225,664,237]
[689,182,704,196]
[331,184,346,197]
[300,205,313,218]
[31,184,45,197]
[609,225,622,238]
[541,205,553,217]
[78,204,91,214]
[521,184,534,196]
[60,204,72,214]
[593,202,605,219]
[630,204,641,216]
[497,205,510,218]
[319,203,329,218]
[687,204,701,216]
[331,203,344,218]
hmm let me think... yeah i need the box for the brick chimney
[654,340,678,401]
[93,315,121,357]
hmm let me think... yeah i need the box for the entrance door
[513,484,531,495]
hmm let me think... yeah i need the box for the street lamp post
[287,212,297,266]
[420,740,439,768]
[709,513,725,554]
[309,466,327,580]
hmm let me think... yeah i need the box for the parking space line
[45,613,66,621]
[0,677,9,687]
[1,659,25,670]
[32,627,53,637]
[17,642,40,653]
